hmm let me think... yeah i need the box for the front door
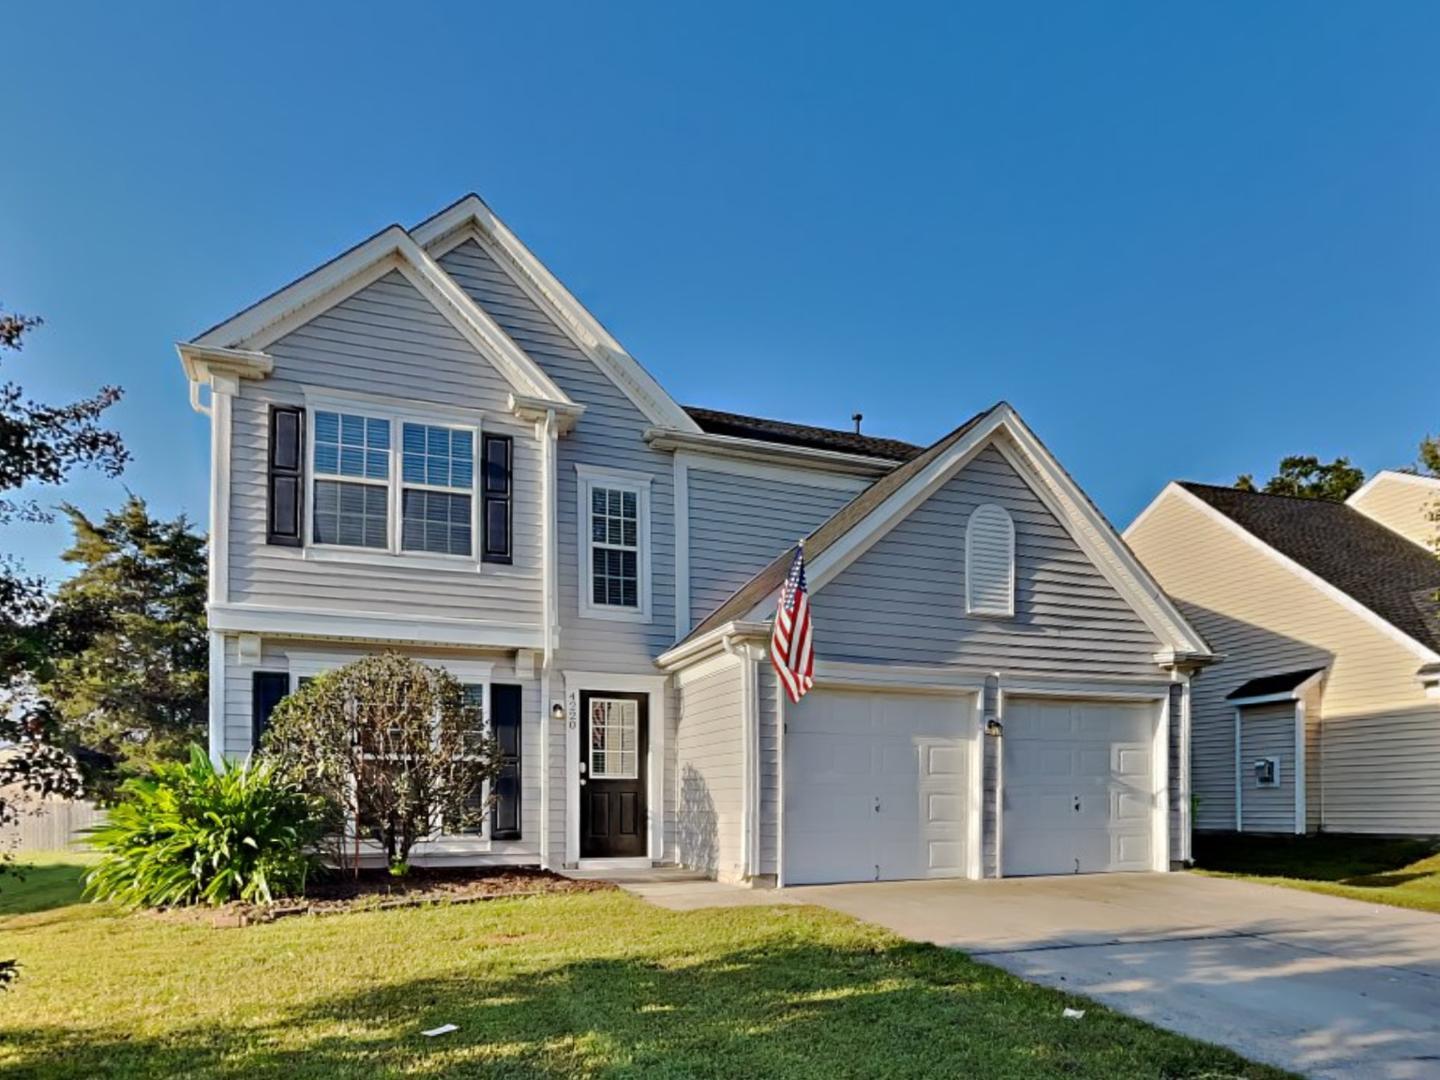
[580,691,648,859]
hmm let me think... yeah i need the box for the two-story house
[180,193,1211,885]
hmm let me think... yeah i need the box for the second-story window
[313,411,391,549]
[305,404,479,559]
[401,423,474,557]
[577,465,651,622]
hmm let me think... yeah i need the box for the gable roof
[186,224,575,409]
[1178,482,1440,657]
[683,407,922,463]
[682,403,1211,662]
[410,194,700,434]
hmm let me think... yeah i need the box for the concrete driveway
[792,873,1440,1079]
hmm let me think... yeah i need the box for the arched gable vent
[965,504,1015,617]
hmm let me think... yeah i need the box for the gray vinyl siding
[1238,702,1297,833]
[675,662,744,877]
[688,467,859,628]
[813,445,1163,675]
[757,665,781,876]
[227,270,543,625]
[439,238,680,864]
[221,638,543,861]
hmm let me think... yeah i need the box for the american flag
[770,543,814,704]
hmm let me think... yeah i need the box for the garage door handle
[874,798,881,813]
[1073,796,1081,813]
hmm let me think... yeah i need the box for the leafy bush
[85,746,322,907]
[262,654,499,872]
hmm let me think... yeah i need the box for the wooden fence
[0,795,105,852]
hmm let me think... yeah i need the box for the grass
[0,854,1284,1079]
[1194,832,1440,914]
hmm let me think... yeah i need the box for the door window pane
[589,698,639,779]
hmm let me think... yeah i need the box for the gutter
[656,620,770,672]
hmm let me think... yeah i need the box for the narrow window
[591,486,639,608]
[400,422,474,557]
[965,503,1015,617]
[313,410,390,549]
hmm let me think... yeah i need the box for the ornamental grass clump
[85,746,323,908]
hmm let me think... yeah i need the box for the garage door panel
[786,689,974,885]
[1003,697,1159,877]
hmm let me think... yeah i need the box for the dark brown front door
[580,691,648,858]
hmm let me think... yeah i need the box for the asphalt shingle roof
[682,406,923,463]
[1180,482,1440,656]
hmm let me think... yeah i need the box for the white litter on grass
[1062,1008,1085,1020]
[422,1024,459,1037]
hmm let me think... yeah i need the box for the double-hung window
[313,411,391,549]
[577,465,652,621]
[307,403,479,561]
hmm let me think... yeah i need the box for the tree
[1234,455,1365,502]
[262,654,500,872]
[0,304,126,985]
[41,497,208,800]
[1415,433,1439,478]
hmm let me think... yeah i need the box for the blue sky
[4,2,1438,582]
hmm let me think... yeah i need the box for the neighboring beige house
[1126,472,1440,837]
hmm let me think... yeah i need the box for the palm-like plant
[85,746,321,907]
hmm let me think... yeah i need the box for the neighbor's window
[578,467,651,620]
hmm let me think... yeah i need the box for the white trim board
[1141,483,1440,664]
[411,196,699,434]
[207,603,543,651]
[189,225,575,410]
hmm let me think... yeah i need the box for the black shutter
[490,683,522,840]
[251,672,290,750]
[267,406,305,546]
[481,434,512,564]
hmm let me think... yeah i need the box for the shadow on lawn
[0,938,1273,1080]
[0,861,88,917]
[1193,832,1439,884]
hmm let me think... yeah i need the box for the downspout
[539,407,558,869]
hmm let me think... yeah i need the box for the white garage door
[785,688,975,885]
[1003,696,1159,876]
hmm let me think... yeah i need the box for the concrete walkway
[562,866,799,912]
[792,873,1440,1080]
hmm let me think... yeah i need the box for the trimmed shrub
[85,746,322,907]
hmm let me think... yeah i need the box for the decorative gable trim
[774,405,1211,658]
[189,224,576,410]
[412,195,700,434]
[1133,483,1440,665]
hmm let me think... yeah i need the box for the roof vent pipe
[852,412,863,434]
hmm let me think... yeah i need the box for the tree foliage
[0,304,127,983]
[1234,455,1365,502]
[41,497,208,800]
[262,654,500,871]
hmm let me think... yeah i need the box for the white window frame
[576,463,652,623]
[285,651,497,845]
[965,503,1016,617]
[302,390,482,570]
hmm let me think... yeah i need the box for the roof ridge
[1179,479,1365,507]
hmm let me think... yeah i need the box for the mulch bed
[152,866,614,928]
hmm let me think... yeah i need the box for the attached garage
[783,687,978,885]
[1002,696,1164,876]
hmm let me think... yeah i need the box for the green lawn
[1194,832,1440,914]
[0,855,1283,1079]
